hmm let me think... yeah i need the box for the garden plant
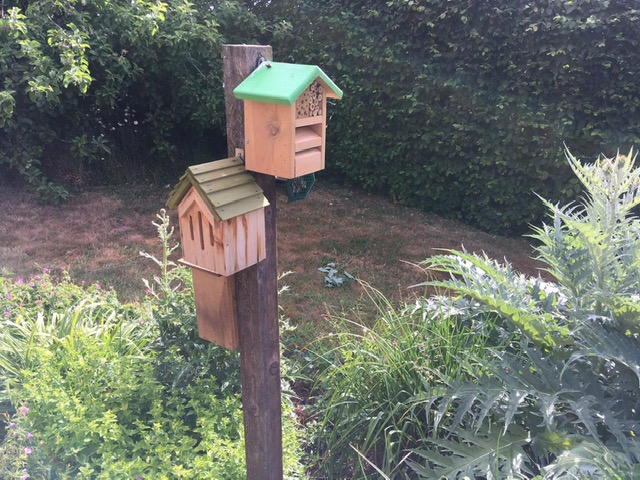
[311,148,640,479]
[0,212,305,479]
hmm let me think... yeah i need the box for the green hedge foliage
[265,0,640,233]
[0,0,281,200]
[4,0,640,233]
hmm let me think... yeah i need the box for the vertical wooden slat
[223,44,283,480]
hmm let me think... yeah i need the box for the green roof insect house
[233,62,343,179]
[167,156,269,350]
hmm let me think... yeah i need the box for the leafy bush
[0,0,280,198]
[0,211,306,478]
[409,149,640,478]
[266,0,640,233]
[312,148,640,478]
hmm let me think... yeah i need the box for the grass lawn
[0,178,543,343]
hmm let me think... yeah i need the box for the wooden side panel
[192,269,239,350]
[221,209,266,275]
[244,101,295,178]
[320,93,327,169]
[244,208,266,265]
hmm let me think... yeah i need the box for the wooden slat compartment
[295,148,322,176]
[295,116,323,127]
[295,126,322,152]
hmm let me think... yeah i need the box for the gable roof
[167,156,269,221]
[233,61,343,106]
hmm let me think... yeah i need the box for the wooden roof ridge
[166,156,269,222]
[233,61,343,106]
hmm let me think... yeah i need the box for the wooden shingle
[167,156,269,221]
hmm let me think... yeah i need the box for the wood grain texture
[244,83,328,179]
[244,101,295,178]
[223,45,273,159]
[223,44,284,480]
[191,268,239,350]
[177,187,266,276]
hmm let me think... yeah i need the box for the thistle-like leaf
[409,423,533,480]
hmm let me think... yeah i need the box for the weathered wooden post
[222,44,283,480]
[168,44,342,478]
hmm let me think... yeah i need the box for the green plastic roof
[233,62,343,105]
[166,157,269,221]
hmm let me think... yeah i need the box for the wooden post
[222,44,283,479]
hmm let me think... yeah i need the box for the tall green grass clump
[311,287,502,478]
[314,148,640,479]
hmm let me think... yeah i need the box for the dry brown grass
[0,179,544,336]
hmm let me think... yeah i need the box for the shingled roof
[233,61,343,106]
[166,156,269,221]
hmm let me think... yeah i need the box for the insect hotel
[233,61,343,179]
[166,156,269,350]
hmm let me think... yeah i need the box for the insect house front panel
[233,62,343,179]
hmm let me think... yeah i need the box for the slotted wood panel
[222,209,266,274]
[176,187,266,276]
[295,127,322,152]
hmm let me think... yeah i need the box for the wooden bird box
[167,156,269,349]
[233,62,343,179]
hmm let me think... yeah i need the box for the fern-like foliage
[417,251,573,353]
[408,330,640,478]
[407,149,640,478]
[530,148,640,332]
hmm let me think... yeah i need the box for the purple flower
[6,293,13,300]
[24,447,32,455]
[9,422,15,428]
[43,267,50,274]
[20,407,29,414]
[17,277,24,284]
[3,312,9,318]
[27,432,34,438]
[35,300,42,306]
[20,474,30,480]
